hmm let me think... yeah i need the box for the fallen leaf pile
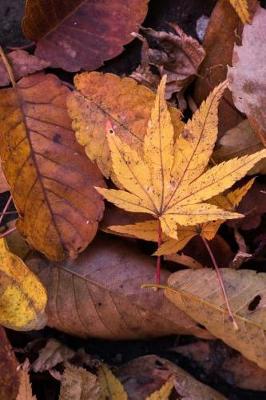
[0,0,266,398]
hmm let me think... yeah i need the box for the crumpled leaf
[117,355,226,400]
[173,340,266,391]
[0,73,105,261]
[108,179,254,256]
[165,268,266,369]
[0,327,19,400]
[16,364,37,400]
[67,72,184,178]
[0,238,47,331]
[228,5,266,146]
[0,50,50,87]
[214,120,266,174]
[59,363,100,400]
[27,236,210,340]
[32,339,75,373]
[96,77,266,242]
[228,0,251,23]
[98,364,127,400]
[133,25,205,101]
[22,0,148,72]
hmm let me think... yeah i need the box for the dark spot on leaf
[98,302,102,307]
[248,294,261,311]
[53,133,62,144]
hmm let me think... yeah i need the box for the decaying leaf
[16,364,37,400]
[0,327,19,400]
[173,340,266,391]
[98,364,128,400]
[228,5,266,146]
[27,236,210,340]
[117,355,227,400]
[32,339,75,373]
[228,0,251,23]
[134,25,205,101]
[0,50,50,87]
[96,77,266,243]
[22,0,148,72]
[145,379,174,400]
[59,364,100,400]
[0,73,105,261]
[67,72,184,178]
[214,120,266,174]
[165,268,266,369]
[0,238,47,330]
[108,179,254,256]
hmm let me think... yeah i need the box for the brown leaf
[117,355,227,400]
[27,235,210,340]
[0,163,9,193]
[0,327,19,400]
[0,73,105,261]
[32,339,75,373]
[137,25,205,100]
[174,340,266,391]
[193,0,252,136]
[67,72,183,178]
[16,363,37,400]
[22,0,148,72]
[0,50,50,87]
[228,5,266,146]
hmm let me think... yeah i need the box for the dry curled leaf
[68,72,184,178]
[0,238,47,331]
[228,5,266,146]
[96,76,266,242]
[174,340,266,391]
[59,364,100,400]
[165,268,266,369]
[135,25,205,100]
[27,236,210,340]
[22,0,148,72]
[0,50,50,87]
[16,364,37,400]
[98,364,128,400]
[0,327,19,400]
[32,339,75,373]
[0,73,105,261]
[117,355,226,400]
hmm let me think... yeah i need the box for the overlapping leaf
[0,327,19,400]
[22,0,148,72]
[165,268,266,369]
[228,0,251,23]
[68,72,184,178]
[0,239,47,331]
[0,73,105,261]
[96,76,266,241]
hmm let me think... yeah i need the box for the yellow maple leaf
[228,0,251,24]
[96,76,266,245]
[0,238,47,330]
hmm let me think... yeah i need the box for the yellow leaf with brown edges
[228,0,251,23]
[98,364,128,400]
[97,77,265,240]
[145,378,174,400]
[0,73,105,261]
[68,72,184,178]
[0,238,47,331]
[165,268,266,369]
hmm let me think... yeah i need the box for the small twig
[0,195,12,226]
[0,46,16,87]
[156,220,163,284]
[201,236,239,330]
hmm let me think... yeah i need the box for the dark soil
[1,1,266,400]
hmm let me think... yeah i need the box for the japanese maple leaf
[96,77,266,248]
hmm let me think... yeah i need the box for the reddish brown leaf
[0,327,19,400]
[0,50,50,87]
[22,0,149,72]
[27,236,211,340]
[0,73,105,261]
[174,341,266,391]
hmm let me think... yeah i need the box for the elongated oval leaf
[22,0,149,72]
[165,268,266,369]
[0,73,105,261]
[27,236,210,340]
[0,239,47,331]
